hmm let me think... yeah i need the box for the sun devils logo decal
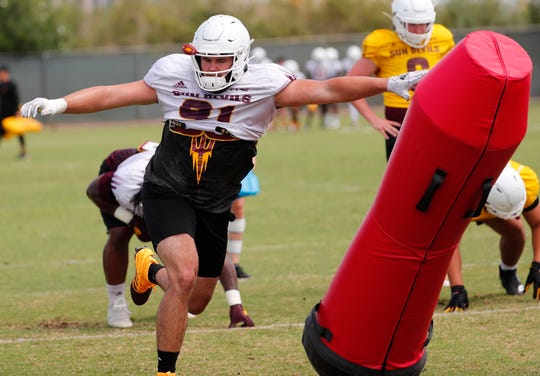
[168,120,238,185]
[190,134,216,184]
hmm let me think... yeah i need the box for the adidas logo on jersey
[173,81,187,89]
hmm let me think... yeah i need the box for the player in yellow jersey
[348,0,455,160]
[445,160,540,312]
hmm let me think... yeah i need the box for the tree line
[0,0,538,54]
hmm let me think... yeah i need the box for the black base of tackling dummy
[302,304,428,376]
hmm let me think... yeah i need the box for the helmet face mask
[391,0,436,48]
[485,165,527,220]
[189,15,253,92]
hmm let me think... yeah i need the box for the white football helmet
[188,15,253,92]
[311,46,327,62]
[325,47,339,62]
[251,46,269,63]
[485,165,526,220]
[391,0,436,48]
[346,45,362,61]
[282,59,300,74]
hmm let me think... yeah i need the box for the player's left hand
[228,304,255,328]
[524,261,540,299]
[387,70,428,100]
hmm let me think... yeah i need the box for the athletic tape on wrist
[225,289,242,306]
[113,206,134,224]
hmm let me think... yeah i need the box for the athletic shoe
[234,264,251,279]
[130,247,158,305]
[443,285,469,313]
[499,266,524,295]
[228,304,255,328]
[157,373,176,376]
[107,297,133,328]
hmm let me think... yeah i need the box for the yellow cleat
[130,247,158,305]
[157,373,176,376]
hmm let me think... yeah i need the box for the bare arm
[275,75,388,108]
[347,57,380,123]
[524,207,540,263]
[64,80,157,114]
[21,80,158,118]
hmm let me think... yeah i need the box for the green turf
[1,99,540,375]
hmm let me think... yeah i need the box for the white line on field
[3,305,540,345]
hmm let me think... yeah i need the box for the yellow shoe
[157,373,176,376]
[130,247,158,305]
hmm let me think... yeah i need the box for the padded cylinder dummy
[303,30,531,375]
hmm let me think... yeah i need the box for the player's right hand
[21,97,67,118]
[524,261,540,299]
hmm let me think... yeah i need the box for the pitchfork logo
[190,134,216,184]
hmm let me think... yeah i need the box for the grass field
[1,99,540,375]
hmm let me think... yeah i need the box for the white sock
[107,283,126,305]
[500,262,517,271]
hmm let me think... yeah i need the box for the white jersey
[111,150,155,216]
[144,54,295,141]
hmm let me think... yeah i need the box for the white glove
[387,70,428,101]
[21,97,67,118]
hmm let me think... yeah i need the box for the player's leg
[88,174,134,327]
[137,183,214,375]
[485,217,526,294]
[104,226,134,328]
[136,233,196,375]
[228,197,249,278]
[17,134,26,158]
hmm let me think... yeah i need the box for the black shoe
[234,264,251,279]
[499,266,524,295]
[443,285,469,312]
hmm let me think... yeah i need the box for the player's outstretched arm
[276,70,426,108]
[21,80,157,118]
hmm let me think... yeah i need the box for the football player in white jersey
[86,146,147,329]
[21,14,424,375]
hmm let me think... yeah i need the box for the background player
[0,65,27,158]
[347,0,454,160]
[444,161,540,311]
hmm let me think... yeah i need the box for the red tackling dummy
[303,30,531,375]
